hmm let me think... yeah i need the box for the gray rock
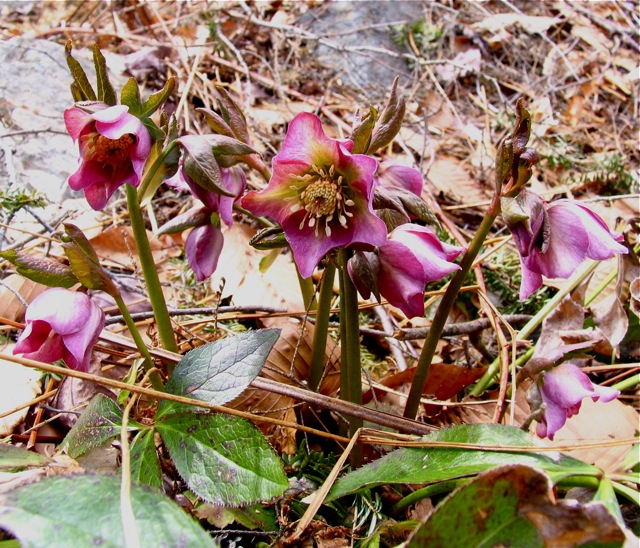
[301,1,424,93]
[0,37,124,205]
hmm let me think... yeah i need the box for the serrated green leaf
[157,412,288,506]
[120,78,143,115]
[157,329,280,418]
[0,250,78,288]
[141,77,176,118]
[92,44,117,106]
[61,394,143,459]
[129,429,162,490]
[408,465,625,547]
[0,444,48,471]
[65,41,96,101]
[326,424,600,502]
[0,474,217,547]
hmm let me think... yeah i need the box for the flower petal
[64,108,93,142]
[185,224,224,281]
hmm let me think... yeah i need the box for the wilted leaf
[0,444,48,472]
[157,412,288,506]
[407,465,624,547]
[0,474,216,547]
[61,394,143,459]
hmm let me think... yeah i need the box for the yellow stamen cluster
[291,164,355,237]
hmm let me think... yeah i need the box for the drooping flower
[375,161,423,197]
[14,288,105,372]
[536,362,620,440]
[504,190,627,300]
[64,104,152,210]
[349,224,465,318]
[165,163,246,281]
[241,112,387,278]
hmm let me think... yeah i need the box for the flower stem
[125,184,178,359]
[338,250,363,466]
[403,196,501,419]
[612,373,640,392]
[309,262,336,392]
[112,293,164,391]
[471,259,600,396]
[297,269,317,311]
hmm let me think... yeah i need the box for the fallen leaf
[0,274,46,323]
[0,348,41,436]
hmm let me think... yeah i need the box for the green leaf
[0,250,78,288]
[65,40,96,102]
[157,413,288,506]
[138,139,180,207]
[61,394,143,459]
[120,78,143,115]
[0,474,217,547]
[0,444,48,472]
[407,465,625,547]
[141,77,176,118]
[92,44,117,106]
[326,424,600,502]
[594,478,624,523]
[350,106,377,155]
[157,329,280,418]
[129,429,162,490]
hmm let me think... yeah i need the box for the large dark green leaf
[157,413,288,506]
[157,329,280,418]
[326,424,599,502]
[61,394,143,459]
[0,474,217,547]
[129,429,162,490]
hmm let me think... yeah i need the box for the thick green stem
[309,263,336,392]
[112,294,164,391]
[338,251,363,466]
[126,184,178,358]
[403,196,501,419]
[391,478,471,515]
[297,269,317,311]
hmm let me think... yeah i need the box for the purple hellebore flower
[14,288,105,372]
[536,362,620,440]
[349,224,465,318]
[166,164,247,281]
[507,191,627,300]
[64,104,152,210]
[241,112,388,278]
[375,161,423,197]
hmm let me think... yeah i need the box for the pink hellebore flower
[64,105,152,210]
[536,362,620,440]
[166,164,247,281]
[14,288,105,372]
[350,224,465,318]
[375,161,423,197]
[507,191,627,300]
[241,112,387,278]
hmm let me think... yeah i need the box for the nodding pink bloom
[507,191,627,300]
[64,105,152,210]
[536,362,620,440]
[349,224,465,318]
[375,161,423,197]
[241,112,387,278]
[14,288,105,372]
[166,164,246,281]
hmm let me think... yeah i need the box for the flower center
[83,133,137,167]
[292,164,355,237]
